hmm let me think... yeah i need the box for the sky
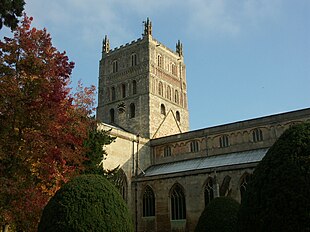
[1,0,309,130]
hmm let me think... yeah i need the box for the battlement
[103,37,144,56]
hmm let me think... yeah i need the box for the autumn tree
[0,0,25,30]
[0,15,109,231]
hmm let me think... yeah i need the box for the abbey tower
[96,18,189,139]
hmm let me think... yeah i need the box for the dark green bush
[195,197,240,232]
[38,174,133,232]
[238,123,310,232]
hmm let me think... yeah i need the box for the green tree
[38,174,133,232]
[238,123,310,232]
[0,0,25,30]
[195,197,240,232]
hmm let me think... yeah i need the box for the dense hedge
[238,123,310,232]
[195,197,240,232]
[38,174,133,232]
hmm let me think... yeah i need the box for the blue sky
[1,0,309,130]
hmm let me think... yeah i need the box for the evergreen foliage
[195,197,240,232]
[0,0,25,30]
[238,123,310,232]
[38,174,133,232]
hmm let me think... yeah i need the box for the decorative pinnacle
[143,17,152,37]
[102,35,110,53]
[176,40,183,57]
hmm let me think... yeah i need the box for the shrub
[195,197,240,232]
[38,174,133,232]
[238,123,310,232]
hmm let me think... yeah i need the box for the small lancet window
[131,53,137,66]
[111,87,116,101]
[190,140,199,152]
[132,80,137,95]
[158,82,163,96]
[110,108,115,123]
[164,146,171,157]
[252,128,263,142]
[176,111,180,122]
[157,55,162,68]
[204,178,215,206]
[121,83,126,98]
[166,86,171,100]
[220,135,229,148]
[174,90,179,104]
[161,104,166,115]
[129,103,135,118]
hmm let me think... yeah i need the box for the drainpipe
[135,134,140,232]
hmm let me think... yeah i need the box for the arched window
[252,128,263,142]
[110,169,128,202]
[111,87,116,101]
[220,135,229,147]
[176,111,180,122]
[157,55,162,68]
[166,86,171,100]
[110,108,115,123]
[240,173,251,202]
[164,146,171,157]
[158,81,163,96]
[131,53,137,66]
[143,186,155,217]
[171,63,177,75]
[121,83,126,98]
[170,184,186,220]
[190,140,199,152]
[130,103,135,118]
[132,80,137,95]
[161,104,166,115]
[174,90,179,104]
[204,178,214,206]
[112,60,118,73]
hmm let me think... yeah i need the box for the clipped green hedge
[38,174,133,232]
[238,123,310,232]
[195,197,240,232]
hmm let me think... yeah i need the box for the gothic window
[110,108,115,123]
[219,135,229,148]
[112,60,118,73]
[252,128,263,142]
[132,80,137,95]
[204,178,215,206]
[111,169,128,202]
[174,90,179,104]
[158,81,163,96]
[240,173,251,202]
[129,103,135,118]
[143,186,155,217]
[176,111,180,122]
[111,87,116,101]
[170,184,186,220]
[161,104,166,115]
[190,140,199,152]
[166,86,171,100]
[164,146,171,157]
[131,53,137,66]
[121,83,126,98]
[157,55,162,68]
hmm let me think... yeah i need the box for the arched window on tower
[170,184,186,220]
[176,111,180,122]
[204,177,215,206]
[240,173,251,203]
[161,104,166,115]
[166,86,171,100]
[171,63,177,75]
[157,55,162,68]
[130,103,135,118]
[111,87,116,101]
[143,186,155,217]
[131,53,137,66]
[158,81,163,96]
[112,60,118,73]
[132,80,137,95]
[252,128,263,142]
[110,108,115,123]
[121,83,126,98]
[174,90,179,104]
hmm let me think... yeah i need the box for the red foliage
[0,15,96,231]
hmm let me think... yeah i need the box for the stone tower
[97,18,189,138]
